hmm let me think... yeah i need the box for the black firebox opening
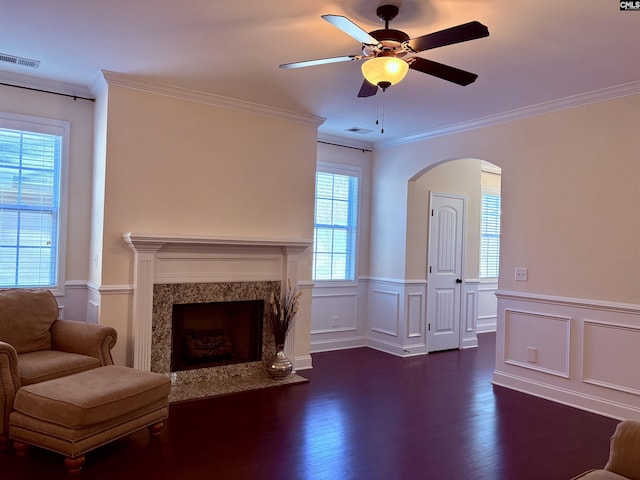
[171,300,264,372]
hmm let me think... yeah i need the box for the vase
[266,344,293,379]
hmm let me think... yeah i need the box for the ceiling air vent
[345,127,373,134]
[0,53,40,69]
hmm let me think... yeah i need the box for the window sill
[312,280,359,289]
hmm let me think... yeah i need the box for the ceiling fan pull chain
[381,91,385,134]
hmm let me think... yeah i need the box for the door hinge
[431,209,434,216]
[428,323,431,331]
[429,266,432,274]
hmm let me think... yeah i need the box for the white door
[427,193,465,352]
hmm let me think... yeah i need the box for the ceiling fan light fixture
[361,56,408,90]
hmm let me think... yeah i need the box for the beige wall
[372,93,640,305]
[98,85,318,285]
[406,159,482,281]
[92,82,320,365]
[481,169,501,191]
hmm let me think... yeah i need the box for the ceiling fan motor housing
[364,29,409,57]
[366,5,410,58]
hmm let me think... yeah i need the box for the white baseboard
[461,336,479,349]
[367,338,428,357]
[294,355,313,371]
[492,371,640,422]
[476,318,497,333]
[310,336,367,353]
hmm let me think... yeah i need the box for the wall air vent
[345,127,373,134]
[0,53,40,69]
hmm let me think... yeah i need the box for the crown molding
[377,80,640,149]
[98,70,325,128]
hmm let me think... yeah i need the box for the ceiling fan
[280,5,489,97]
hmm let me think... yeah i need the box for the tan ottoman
[9,365,171,474]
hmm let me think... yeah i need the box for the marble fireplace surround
[152,280,275,375]
[123,233,311,400]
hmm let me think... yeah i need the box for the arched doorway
[407,158,501,351]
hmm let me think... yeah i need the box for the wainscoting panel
[465,291,476,333]
[494,291,640,421]
[504,309,571,378]
[364,279,428,357]
[310,282,368,353]
[371,289,400,336]
[461,281,479,349]
[583,320,640,396]
[407,293,424,338]
[477,280,498,333]
[311,292,359,333]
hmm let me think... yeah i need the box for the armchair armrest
[50,319,117,366]
[0,341,20,443]
[604,420,640,479]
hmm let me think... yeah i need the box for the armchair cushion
[0,289,58,354]
[17,350,100,386]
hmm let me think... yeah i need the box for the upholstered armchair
[572,420,640,480]
[0,288,117,447]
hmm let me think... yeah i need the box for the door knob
[456,278,462,284]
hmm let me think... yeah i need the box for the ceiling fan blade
[280,55,363,69]
[409,57,478,86]
[407,21,489,53]
[357,79,378,97]
[321,14,381,46]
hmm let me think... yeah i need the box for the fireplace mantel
[123,232,311,254]
[123,232,312,371]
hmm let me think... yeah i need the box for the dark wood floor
[3,333,619,479]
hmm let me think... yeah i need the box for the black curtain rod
[318,140,372,153]
[0,81,95,102]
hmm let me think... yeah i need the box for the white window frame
[480,185,501,280]
[0,112,69,294]
[313,161,361,287]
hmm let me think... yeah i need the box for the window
[0,114,67,289]
[313,166,359,281]
[480,192,501,278]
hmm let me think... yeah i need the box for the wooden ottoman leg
[64,455,86,475]
[148,421,164,437]
[13,440,30,457]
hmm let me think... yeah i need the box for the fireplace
[123,233,311,376]
[123,233,312,401]
[171,299,263,371]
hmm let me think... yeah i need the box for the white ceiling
[1,0,639,147]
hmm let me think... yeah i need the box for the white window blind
[0,127,61,288]
[313,171,358,281]
[480,193,501,278]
